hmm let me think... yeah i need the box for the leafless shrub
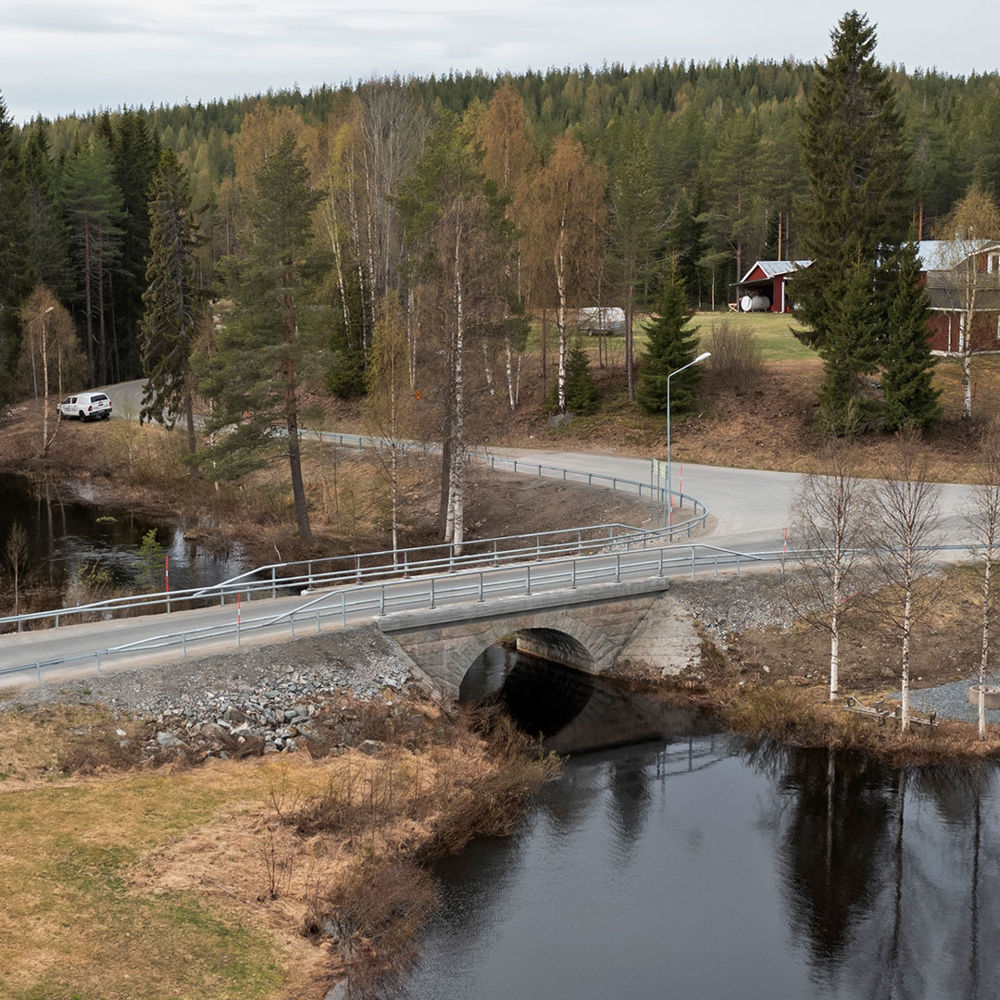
[706,319,764,394]
[258,824,295,902]
[305,858,438,1000]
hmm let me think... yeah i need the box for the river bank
[3,567,1000,998]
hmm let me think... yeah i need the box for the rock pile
[7,628,419,761]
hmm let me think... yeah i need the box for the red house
[732,260,812,314]
[918,240,1000,354]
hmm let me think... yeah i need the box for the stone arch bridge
[376,579,701,700]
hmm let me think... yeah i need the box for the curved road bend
[8,383,976,686]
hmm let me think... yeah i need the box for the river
[396,661,999,999]
[0,473,247,603]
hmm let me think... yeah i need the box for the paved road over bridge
[0,388,982,687]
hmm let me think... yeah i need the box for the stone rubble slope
[4,626,419,758]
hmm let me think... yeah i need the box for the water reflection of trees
[746,740,1000,998]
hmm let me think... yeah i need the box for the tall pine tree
[197,131,326,543]
[140,148,203,453]
[0,93,31,405]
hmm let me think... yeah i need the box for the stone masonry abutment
[376,580,701,700]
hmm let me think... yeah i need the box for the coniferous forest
[3,30,1000,540]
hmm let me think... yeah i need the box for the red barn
[732,260,812,314]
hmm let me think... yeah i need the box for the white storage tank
[739,294,771,312]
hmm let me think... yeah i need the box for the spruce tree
[61,139,124,386]
[637,273,701,415]
[882,244,940,431]
[20,122,73,301]
[140,148,203,453]
[816,250,881,435]
[547,339,598,415]
[795,11,919,430]
[110,111,159,380]
[0,93,31,404]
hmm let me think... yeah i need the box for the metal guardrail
[0,543,780,685]
[0,542,975,686]
[0,442,707,633]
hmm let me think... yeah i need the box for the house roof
[917,239,1000,271]
[738,260,812,283]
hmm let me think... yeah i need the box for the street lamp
[665,351,710,524]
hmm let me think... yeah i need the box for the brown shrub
[706,319,764,394]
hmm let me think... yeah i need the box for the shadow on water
[398,643,1000,1000]
[461,642,715,754]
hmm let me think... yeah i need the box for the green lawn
[527,309,815,364]
[690,310,816,362]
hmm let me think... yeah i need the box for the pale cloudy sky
[2,0,997,125]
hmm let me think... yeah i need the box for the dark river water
[397,658,1000,1000]
[0,473,247,601]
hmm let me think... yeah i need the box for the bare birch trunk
[40,319,51,457]
[482,342,495,397]
[446,216,466,555]
[980,557,991,739]
[555,210,568,413]
[505,335,516,410]
[901,585,912,731]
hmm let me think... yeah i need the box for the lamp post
[665,351,710,524]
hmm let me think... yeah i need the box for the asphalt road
[4,380,979,686]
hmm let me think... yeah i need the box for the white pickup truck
[57,391,113,421]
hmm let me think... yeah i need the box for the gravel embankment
[4,626,419,757]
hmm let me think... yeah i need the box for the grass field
[690,310,816,362]
[528,309,815,364]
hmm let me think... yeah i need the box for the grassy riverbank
[0,695,558,1000]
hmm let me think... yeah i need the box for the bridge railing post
[430,577,436,609]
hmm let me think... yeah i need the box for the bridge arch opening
[459,628,597,738]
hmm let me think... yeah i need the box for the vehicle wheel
[102,412,110,420]
[78,411,86,421]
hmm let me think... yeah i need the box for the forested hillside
[2,47,999,539]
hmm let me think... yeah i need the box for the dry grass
[0,699,560,1000]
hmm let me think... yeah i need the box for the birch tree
[364,293,416,561]
[521,133,606,414]
[17,285,82,457]
[607,113,665,402]
[477,82,536,410]
[398,112,514,553]
[867,437,941,731]
[932,189,1000,420]
[966,432,1000,739]
[789,444,871,701]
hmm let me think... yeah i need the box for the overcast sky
[3,0,997,125]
